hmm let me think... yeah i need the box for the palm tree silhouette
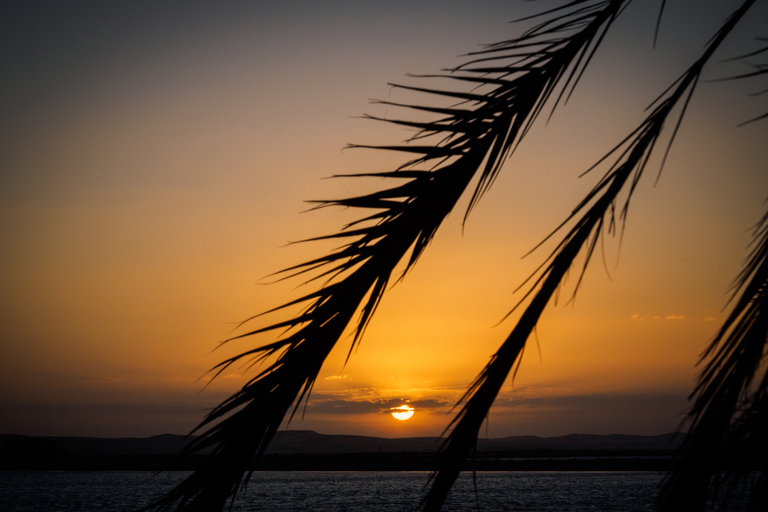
[144,1,766,510]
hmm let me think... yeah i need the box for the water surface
[0,470,669,511]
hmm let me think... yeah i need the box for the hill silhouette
[1,430,681,471]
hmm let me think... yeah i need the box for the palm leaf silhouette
[422,0,759,509]
[143,2,631,510]
[143,1,765,511]
[657,209,768,511]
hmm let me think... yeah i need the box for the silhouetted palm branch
[734,37,768,125]
[143,2,631,511]
[654,10,768,512]
[144,1,766,511]
[422,1,758,510]
[657,209,768,511]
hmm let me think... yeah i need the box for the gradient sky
[1,0,767,439]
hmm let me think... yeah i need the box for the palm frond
[143,2,632,511]
[422,1,758,510]
[720,37,768,125]
[657,207,768,512]
[721,375,768,511]
[736,58,768,125]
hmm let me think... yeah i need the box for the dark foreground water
[0,471,671,511]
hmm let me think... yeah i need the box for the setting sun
[390,405,415,421]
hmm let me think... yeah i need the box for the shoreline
[1,450,678,472]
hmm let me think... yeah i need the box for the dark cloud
[302,397,451,415]
[0,403,202,437]
[493,393,686,412]
[485,393,689,436]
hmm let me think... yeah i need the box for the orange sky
[1,0,767,439]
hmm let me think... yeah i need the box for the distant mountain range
[263,430,683,454]
[0,430,684,471]
[1,430,683,456]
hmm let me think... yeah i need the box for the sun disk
[390,404,415,420]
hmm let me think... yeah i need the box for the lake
[0,470,673,511]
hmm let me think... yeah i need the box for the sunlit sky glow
[1,0,767,439]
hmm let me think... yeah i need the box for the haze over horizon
[2,1,767,440]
